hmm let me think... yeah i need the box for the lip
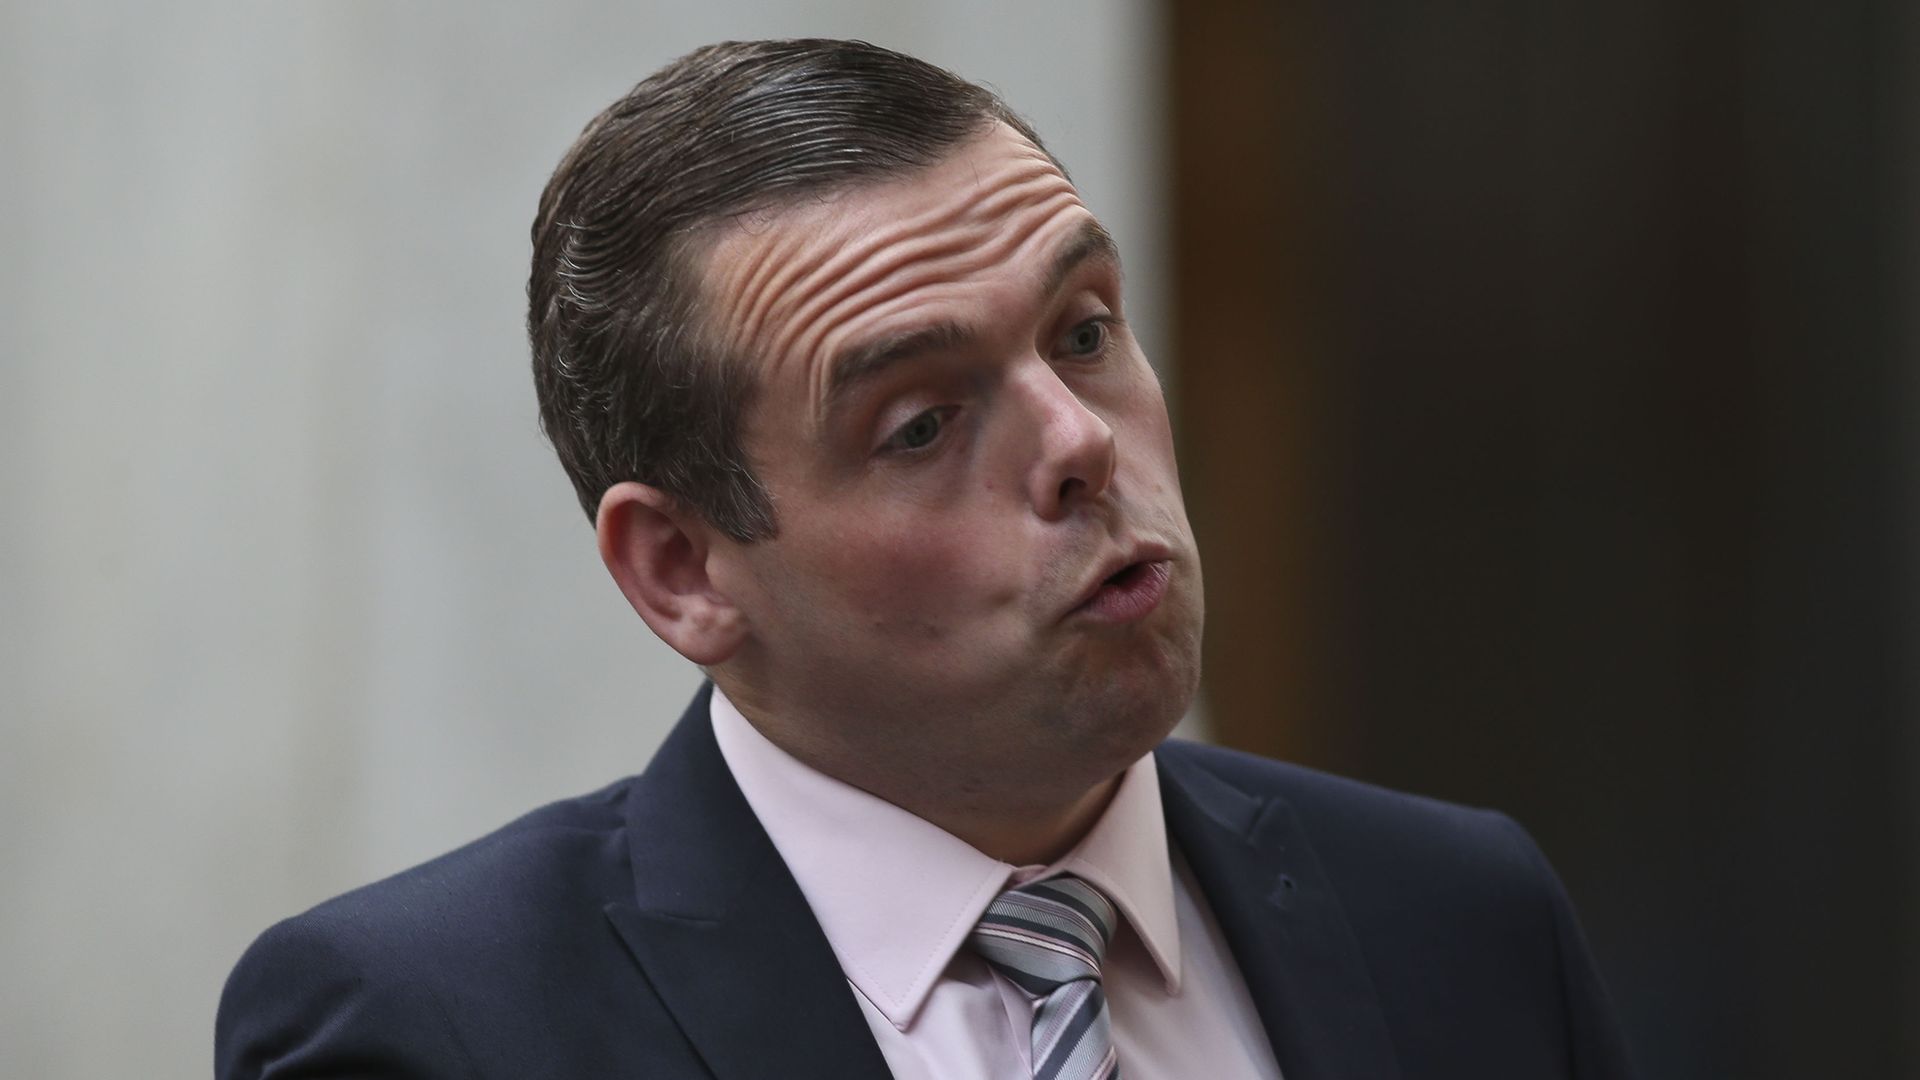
[1067,544,1175,623]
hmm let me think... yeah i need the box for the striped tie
[968,876,1121,1080]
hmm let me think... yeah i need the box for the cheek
[1110,380,1182,484]
[807,513,1024,631]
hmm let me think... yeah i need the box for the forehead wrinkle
[707,126,1093,446]
[778,187,1085,410]
[799,189,1091,419]
[785,205,994,351]
[780,220,1001,394]
[798,188,1098,417]
[956,161,1077,232]
[715,188,975,386]
[768,166,1075,365]
[709,234,783,360]
[715,149,1069,366]
[721,218,831,366]
[712,123,1062,335]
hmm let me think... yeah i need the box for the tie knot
[968,876,1118,996]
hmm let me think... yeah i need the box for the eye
[1062,317,1111,358]
[882,406,953,454]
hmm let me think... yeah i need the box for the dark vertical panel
[1170,2,1918,1077]
[1731,4,1916,1073]
[1170,0,1337,764]
[1506,8,1763,1072]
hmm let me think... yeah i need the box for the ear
[596,481,748,665]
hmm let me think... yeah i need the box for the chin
[1118,585,1204,727]
[1069,634,1202,759]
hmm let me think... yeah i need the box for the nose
[1022,367,1117,520]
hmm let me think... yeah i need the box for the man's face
[698,123,1203,800]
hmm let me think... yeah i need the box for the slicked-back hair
[528,38,1053,541]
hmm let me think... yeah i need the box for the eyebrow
[1041,219,1121,300]
[822,220,1122,415]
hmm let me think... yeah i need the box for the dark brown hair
[528,39,1050,540]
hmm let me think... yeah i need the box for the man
[218,39,1634,1079]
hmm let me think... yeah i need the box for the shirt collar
[709,687,1182,1031]
[1040,750,1183,997]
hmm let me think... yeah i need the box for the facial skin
[598,123,1203,864]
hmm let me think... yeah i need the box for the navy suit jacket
[217,685,1635,1078]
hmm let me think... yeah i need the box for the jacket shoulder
[286,775,636,945]
[1156,739,1555,934]
[216,777,643,1078]
[1157,740,1638,1078]
[1157,738,1523,847]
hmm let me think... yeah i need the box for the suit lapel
[1158,748,1403,1080]
[604,685,893,1080]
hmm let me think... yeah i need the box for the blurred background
[0,2,1911,1077]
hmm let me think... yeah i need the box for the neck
[713,675,1127,866]
[920,774,1122,866]
[788,736,1124,866]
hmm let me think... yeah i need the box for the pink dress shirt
[710,688,1285,1080]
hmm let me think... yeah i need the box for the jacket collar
[602,684,894,1080]
[1157,745,1403,1080]
[602,686,1399,1080]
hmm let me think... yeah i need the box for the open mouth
[1075,559,1172,623]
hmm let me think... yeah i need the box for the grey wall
[0,3,1166,1075]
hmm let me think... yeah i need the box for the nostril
[1056,476,1086,508]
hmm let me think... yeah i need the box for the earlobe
[596,482,747,665]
